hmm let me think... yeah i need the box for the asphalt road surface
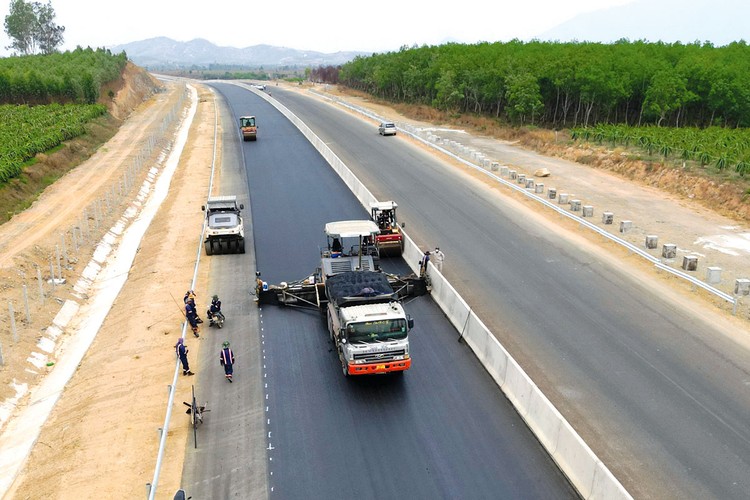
[180,82,578,499]
[255,84,750,500]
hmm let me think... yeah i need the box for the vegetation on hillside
[0,48,128,191]
[0,47,127,104]
[335,40,750,128]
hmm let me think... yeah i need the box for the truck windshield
[347,319,407,342]
[241,117,255,127]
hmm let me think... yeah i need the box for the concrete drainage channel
[237,82,632,499]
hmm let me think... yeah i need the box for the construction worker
[220,341,235,382]
[433,247,445,272]
[419,250,431,277]
[185,297,200,337]
[175,338,194,376]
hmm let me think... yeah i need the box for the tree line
[0,47,127,104]
[330,40,750,128]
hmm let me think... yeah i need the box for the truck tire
[327,311,335,343]
[238,239,246,254]
[205,240,213,256]
[341,358,349,378]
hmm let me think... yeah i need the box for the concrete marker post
[49,258,55,290]
[37,267,44,303]
[56,245,62,281]
[9,301,17,342]
[61,233,68,265]
[22,285,30,323]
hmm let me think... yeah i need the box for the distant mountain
[108,37,369,69]
[538,0,747,46]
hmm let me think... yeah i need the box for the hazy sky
[2,0,746,57]
[0,0,637,56]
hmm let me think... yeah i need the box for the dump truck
[239,115,257,141]
[256,220,427,376]
[370,201,404,256]
[201,196,245,255]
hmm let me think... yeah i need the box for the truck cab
[325,270,413,376]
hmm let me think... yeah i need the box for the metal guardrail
[311,90,739,310]
[147,83,215,499]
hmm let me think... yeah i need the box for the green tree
[642,70,696,126]
[4,0,36,54]
[4,0,64,55]
[34,1,64,54]
[505,73,543,125]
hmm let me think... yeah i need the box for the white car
[378,122,397,136]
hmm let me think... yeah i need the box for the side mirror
[201,205,205,211]
[407,315,414,330]
[340,336,347,344]
[240,204,245,210]
[401,222,406,228]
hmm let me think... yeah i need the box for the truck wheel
[238,239,246,254]
[327,312,335,343]
[205,241,213,256]
[341,359,349,378]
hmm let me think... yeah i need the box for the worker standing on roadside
[175,338,194,376]
[419,250,431,277]
[433,247,445,272]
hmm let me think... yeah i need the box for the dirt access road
[0,76,749,498]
